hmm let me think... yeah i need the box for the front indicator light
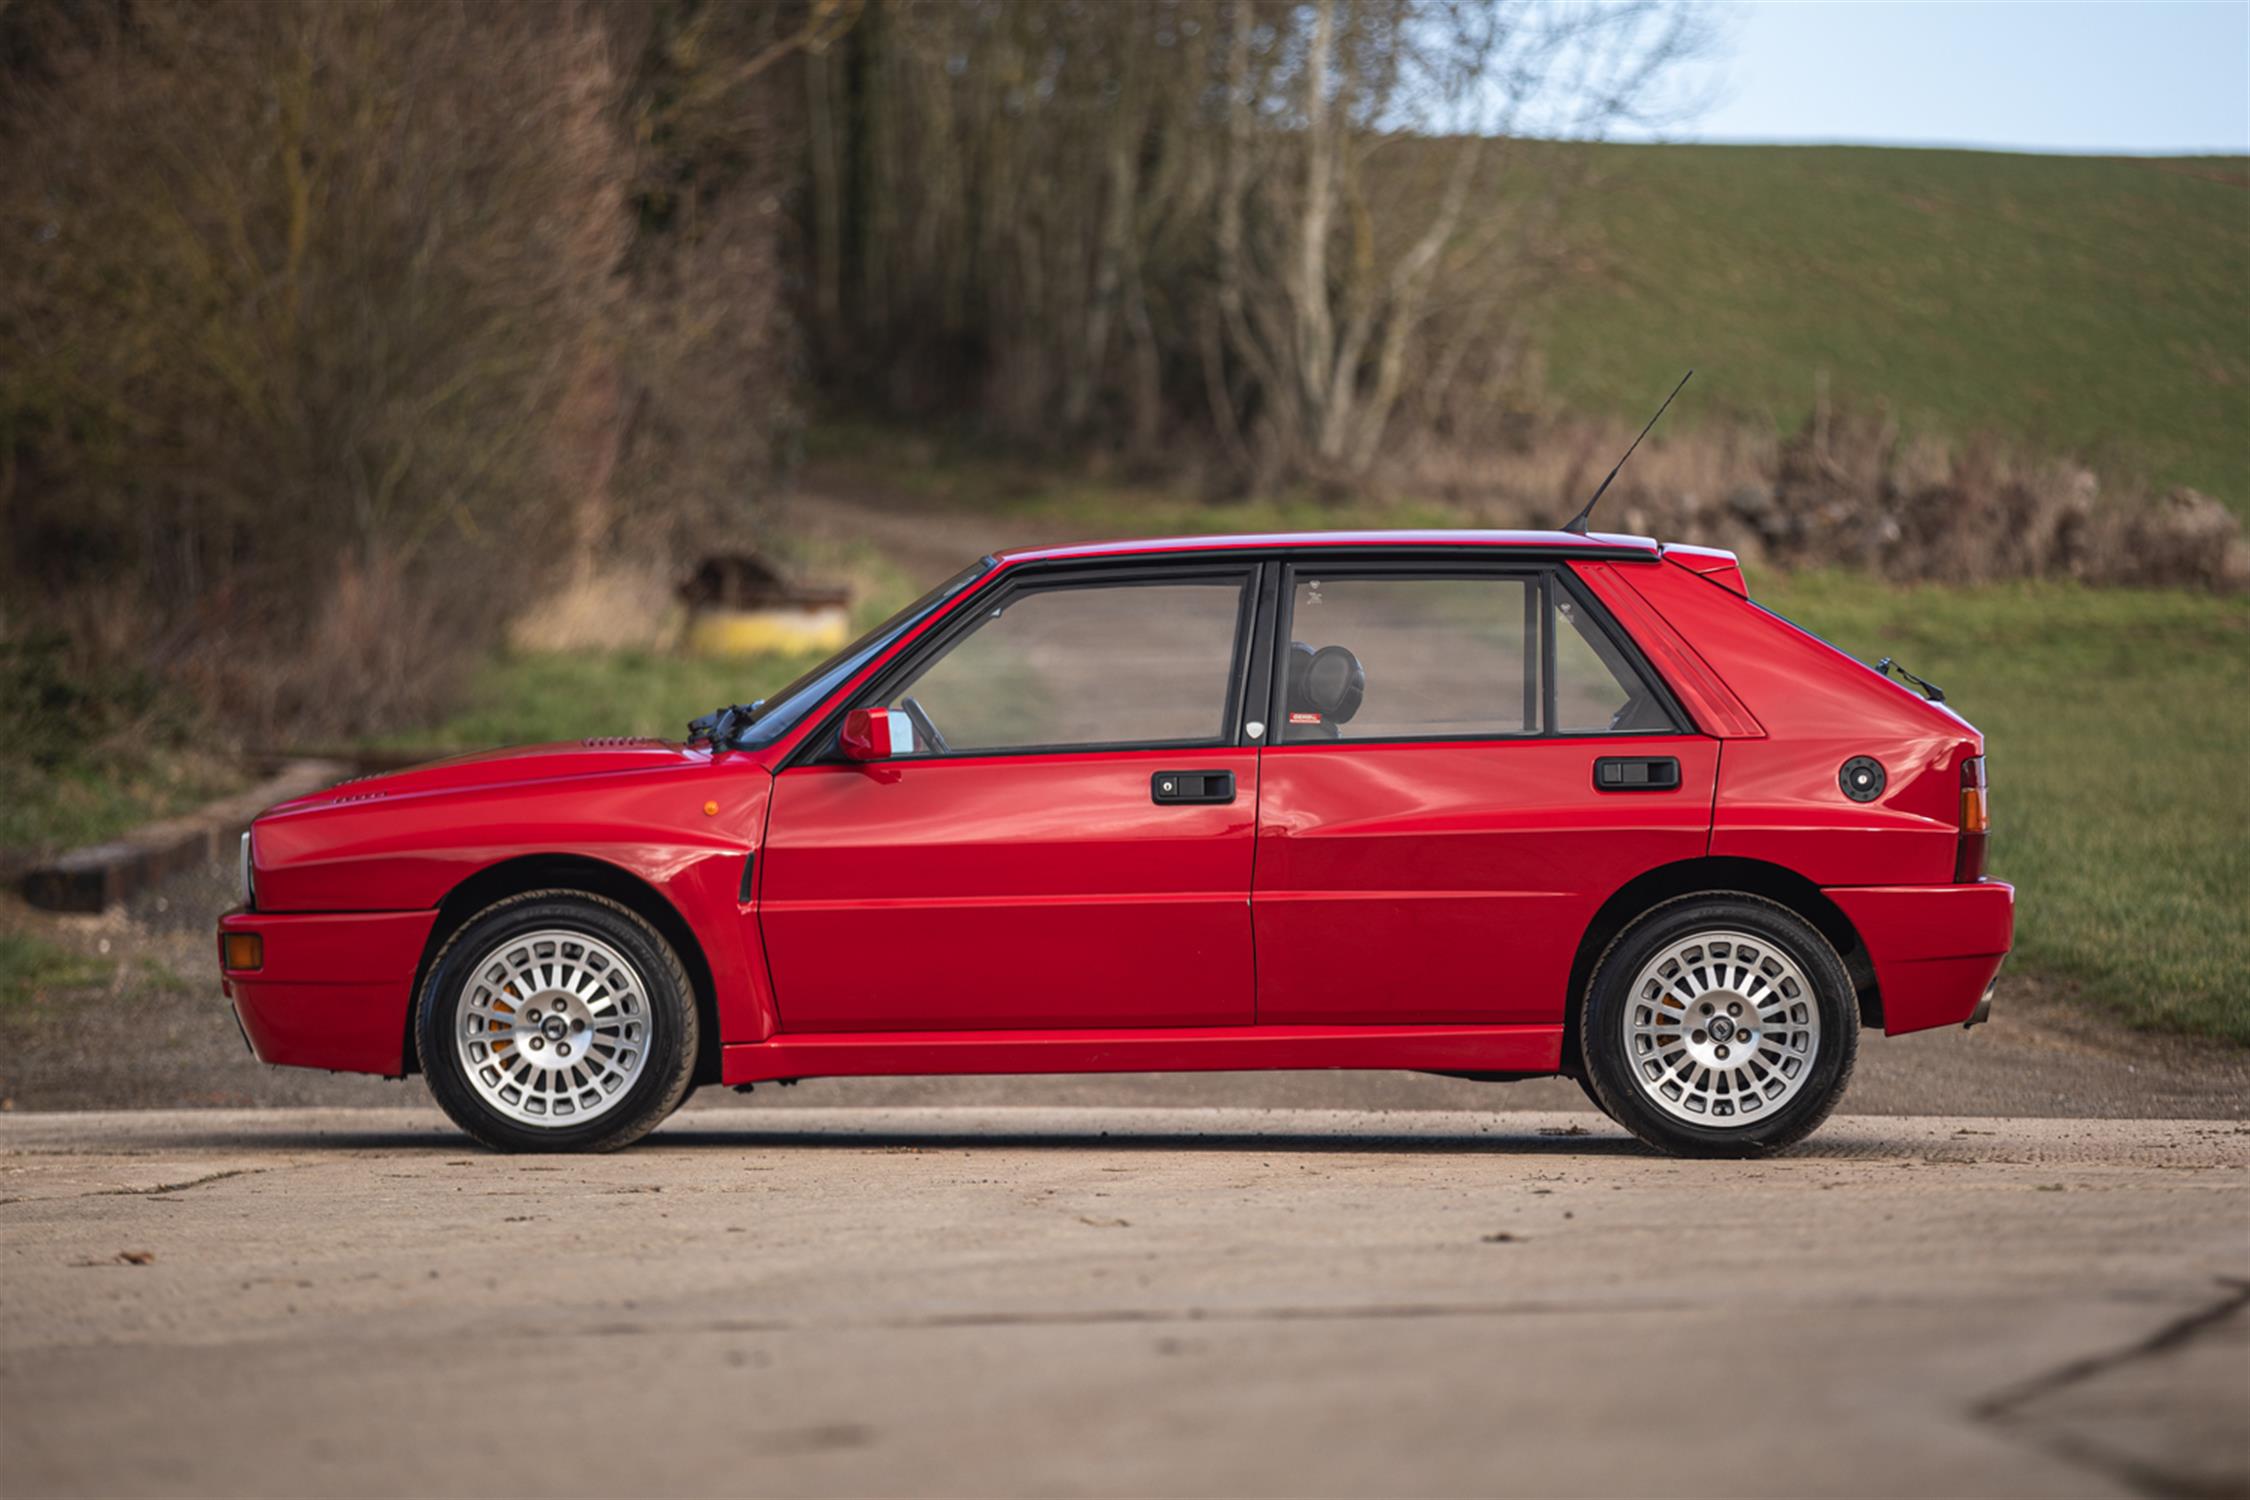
[223,933,264,971]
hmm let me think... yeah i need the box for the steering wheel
[899,694,949,755]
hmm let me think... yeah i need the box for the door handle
[1152,770,1235,805]
[1593,756,1681,792]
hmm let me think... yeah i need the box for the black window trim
[789,559,1271,767]
[1265,557,1694,749]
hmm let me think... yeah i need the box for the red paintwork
[217,907,436,1074]
[760,749,1259,1030]
[722,1023,1562,1084]
[1825,883,2014,1033]
[1252,736,1716,1025]
[216,527,2015,1087]
[1614,561,1982,889]
[246,746,783,1058]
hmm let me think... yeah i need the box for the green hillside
[1539,145,2250,512]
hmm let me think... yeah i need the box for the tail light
[1955,756,1989,882]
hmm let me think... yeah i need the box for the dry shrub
[2,1,633,737]
[506,563,684,656]
[1383,403,2247,591]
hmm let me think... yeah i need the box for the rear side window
[875,576,1249,754]
[1279,569,1678,744]
[1281,576,1534,742]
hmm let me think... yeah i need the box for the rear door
[760,563,1266,1032]
[1252,560,1717,1026]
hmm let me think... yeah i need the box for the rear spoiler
[1661,544,1747,597]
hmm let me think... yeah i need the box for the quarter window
[873,576,1248,755]
[1554,589,1672,733]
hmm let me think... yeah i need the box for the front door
[760,565,1263,1032]
[1252,563,1718,1026]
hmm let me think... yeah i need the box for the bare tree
[809,0,1709,483]
[1214,0,1711,480]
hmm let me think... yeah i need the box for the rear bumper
[1824,881,2015,1035]
[216,907,437,1076]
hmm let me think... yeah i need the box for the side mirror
[840,706,914,762]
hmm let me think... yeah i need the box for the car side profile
[217,530,2012,1157]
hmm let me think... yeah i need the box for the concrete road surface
[3,1106,2246,1499]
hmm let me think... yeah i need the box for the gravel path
[4,1107,2244,1497]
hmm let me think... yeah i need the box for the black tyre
[1580,894,1857,1158]
[415,890,699,1153]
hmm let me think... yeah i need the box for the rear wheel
[416,891,698,1153]
[1580,894,1857,1158]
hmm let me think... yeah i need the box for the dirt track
[4,1107,2245,1498]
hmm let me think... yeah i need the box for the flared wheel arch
[1562,857,1879,1081]
[402,855,724,1087]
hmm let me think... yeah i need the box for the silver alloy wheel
[1621,929,1822,1126]
[454,928,651,1127]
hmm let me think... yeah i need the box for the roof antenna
[1561,369,1693,536]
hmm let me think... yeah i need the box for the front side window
[1279,568,1676,744]
[872,575,1249,756]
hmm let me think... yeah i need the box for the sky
[1640,2,2250,156]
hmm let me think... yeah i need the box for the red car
[218,531,2011,1156]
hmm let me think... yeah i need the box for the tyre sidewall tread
[415,890,699,1154]
[1580,892,1859,1158]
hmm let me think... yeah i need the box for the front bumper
[1824,881,2015,1035]
[217,906,438,1076]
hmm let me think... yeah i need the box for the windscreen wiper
[687,700,765,750]
[1873,657,1945,703]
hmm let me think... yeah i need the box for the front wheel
[415,891,699,1153]
[1580,895,1857,1158]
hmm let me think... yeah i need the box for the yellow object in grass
[683,605,852,659]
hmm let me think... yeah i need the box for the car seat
[1284,641,1365,741]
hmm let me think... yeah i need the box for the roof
[990,529,1663,566]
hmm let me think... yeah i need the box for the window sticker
[1288,711,1322,725]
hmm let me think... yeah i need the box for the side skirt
[721,1024,1564,1086]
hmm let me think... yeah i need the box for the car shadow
[23,1119,1652,1158]
[648,1124,1652,1157]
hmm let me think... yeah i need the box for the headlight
[239,830,256,910]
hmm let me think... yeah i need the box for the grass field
[1539,145,2250,512]
[1754,573,2248,1043]
[0,753,246,860]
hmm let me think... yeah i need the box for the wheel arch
[402,854,724,1086]
[1562,857,1880,1076]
